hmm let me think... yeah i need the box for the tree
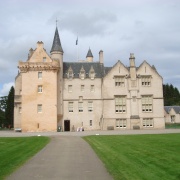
[0,96,7,127]
[163,84,180,106]
[5,86,14,128]
[0,96,8,111]
[0,109,5,128]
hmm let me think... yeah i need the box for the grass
[165,123,180,129]
[83,134,180,180]
[0,136,50,179]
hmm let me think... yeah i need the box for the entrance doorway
[64,120,70,131]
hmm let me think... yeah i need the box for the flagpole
[76,34,79,61]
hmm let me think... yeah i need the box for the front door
[64,120,70,131]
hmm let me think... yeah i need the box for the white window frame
[68,71,73,79]
[88,101,93,112]
[38,72,42,79]
[80,71,86,79]
[68,102,73,113]
[78,102,83,112]
[37,104,42,113]
[142,95,153,112]
[115,96,126,113]
[115,76,125,87]
[141,76,151,86]
[38,85,43,93]
[116,119,126,128]
[90,71,95,79]
[143,118,153,127]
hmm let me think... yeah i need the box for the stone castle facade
[14,27,165,132]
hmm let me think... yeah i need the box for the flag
[76,37,78,45]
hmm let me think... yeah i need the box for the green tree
[163,84,180,106]
[5,86,14,128]
[0,109,5,128]
[0,96,7,127]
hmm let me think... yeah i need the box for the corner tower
[50,27,64,127]
[50,27,63,67]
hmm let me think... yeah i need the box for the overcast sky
[0,0,180,96]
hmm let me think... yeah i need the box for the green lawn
[0,136,50,179]
[83,134,180,180]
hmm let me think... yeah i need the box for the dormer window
[79,66,86,79]
[67,66,74,79]
[89,66,95,79]
[80,71,85,79]
[68,71,73,79]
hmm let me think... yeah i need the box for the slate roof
[63,62,105,78]
[86,48,93,57]
[164,106,180,114]
[104,67,112,75]
[50,27,63,53]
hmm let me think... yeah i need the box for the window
[171,115,175,123]
[88,102,93,112]
[78,102,83,112]
[80,71,85,79]
[38,72,42,79]
[19,107,22,113]
[68,102,73,112]
[115,96,126,113]
[37,104,42,113]
[38,85,43,93]
[89,66,95,79]
[115,76,125,87]
[90,120,92,126]
[67,66,74,79]
[142,95,153,112]
[43,57,46,62]
[116,119,126,128]
[79,67,86,79]
[68,71,73,79]
[68,85,72,92]
[90,71,95,79]
[141,76,151,86]
[81,85,85,92]
[143,118,153,127]
[90,85,94,92]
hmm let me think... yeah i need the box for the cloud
[49,10,117,37]
[0,82,14,97]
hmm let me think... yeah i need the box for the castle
[14,27,165,132]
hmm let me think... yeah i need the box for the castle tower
[14,41,59,132]
[50,27,64,67]
[50,27,64,126]
[86,48,93,62]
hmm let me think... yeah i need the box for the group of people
[77,127,84,132]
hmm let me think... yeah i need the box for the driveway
[4,129,180,180]
[6,136,113,180]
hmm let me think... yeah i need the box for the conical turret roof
[86,48,93,57]
[50,27,63,53]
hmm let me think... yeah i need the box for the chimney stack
[99,50,103,64]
